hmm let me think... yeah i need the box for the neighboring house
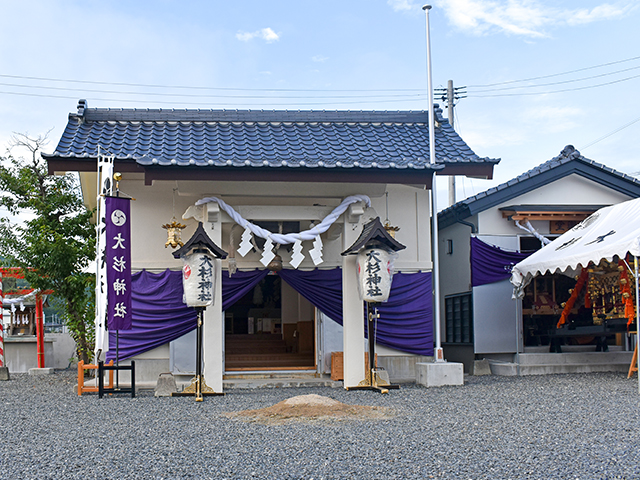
[44,100,498,389]
[438,145,640,373]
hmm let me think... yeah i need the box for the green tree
[0,133,95,362]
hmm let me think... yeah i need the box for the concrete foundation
[5,336,54,372]
[377,355,433,383]
[28,367,54,375]
[415,361,464,387]
[488,347,634,376]
[0,367,9,381]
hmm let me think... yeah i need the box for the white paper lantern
[182,252,216,307]
[356,247,396,303]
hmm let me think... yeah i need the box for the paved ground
[1,370,639,479]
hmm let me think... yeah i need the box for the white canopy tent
[511,197,640,391]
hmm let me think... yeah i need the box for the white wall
[97,174,434,382]
[119,176,431,273]
[478,174,632,235]
[439,219,475,297]
[369,184,432,271]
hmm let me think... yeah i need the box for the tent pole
[635,256,639,394]
[516,297,521,376]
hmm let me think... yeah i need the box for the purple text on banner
[106,196,133,330]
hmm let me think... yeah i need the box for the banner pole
[36,293,45,368]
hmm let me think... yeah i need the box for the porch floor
[225,334,315,370]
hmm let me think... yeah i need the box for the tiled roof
[44,100,498,173]
[438,145,640,229]
[341,217,406,255]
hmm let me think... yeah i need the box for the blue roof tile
[45,101,499,175]
[438,145,640,229]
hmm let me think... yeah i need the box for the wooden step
[226,353,314,370]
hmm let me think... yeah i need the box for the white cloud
[236,27,280,43]
[434,0,635,38]
[311,55,329,63]
[388,0,420,12]
[566,3,635,25]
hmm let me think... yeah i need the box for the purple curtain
[107,268,268,361]
[278,268,433,356]
[222,269,269,309]
[108,267,433,360]
[471,236,532,287]
[106,270,196,362]
[376,272,433,356]
[277,268,343,324]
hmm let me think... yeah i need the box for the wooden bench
[548,318,630,353]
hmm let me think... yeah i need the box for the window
[445,292,473,344]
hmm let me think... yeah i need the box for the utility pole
[447,80,455,207]
[434,81,467,207]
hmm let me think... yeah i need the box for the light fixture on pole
[342,217,405,393]
[171,222,227,401]
[163,188,186,248]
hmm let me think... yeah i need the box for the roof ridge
[72,99,448,124]
[439,144,640,217]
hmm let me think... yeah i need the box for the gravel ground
[1,370,639,480]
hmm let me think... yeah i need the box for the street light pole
[423,4,444,362]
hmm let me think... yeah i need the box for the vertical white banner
[94,151,114,359]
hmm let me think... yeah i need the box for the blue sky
[1,0,639,208]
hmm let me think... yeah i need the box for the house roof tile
[438,145,640,229]
[44,100,499,176]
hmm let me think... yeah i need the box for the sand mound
[282,394,342,407]
[225,394,393,424]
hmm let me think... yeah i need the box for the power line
[2,55,639,105]
[580,115,640,150]
[467,55,640,88]
[0,73,423,93]
[467,72,640,98]
[0,81,423,100]
[0,89,429,107]
[468,64,640,94]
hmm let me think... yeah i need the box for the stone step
[518,352,633,366]
[489,352,634,376]
[519,363,631,375]
[223,372,321,380]
[223,376,340,389]
[524,345,626,353]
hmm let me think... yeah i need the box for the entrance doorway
[224,274,316,370]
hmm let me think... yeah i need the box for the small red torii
[1,267,54,369]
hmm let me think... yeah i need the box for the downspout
[448,206,476,233]
[457,217,476,234]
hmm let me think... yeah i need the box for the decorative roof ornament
[172,222,228,260]
[341,217,406,256]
